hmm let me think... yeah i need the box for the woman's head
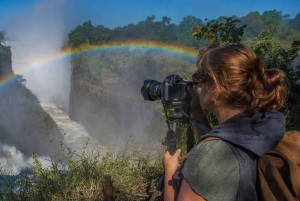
[196,44,289,115]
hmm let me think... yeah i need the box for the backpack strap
[200,136,221,143]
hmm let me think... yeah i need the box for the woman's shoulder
[181,140,240,201]
[191,139,233,156]
[183,139,239,177]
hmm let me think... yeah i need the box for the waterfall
[40,103,109,156]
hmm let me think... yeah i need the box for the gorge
[0,40,195,174]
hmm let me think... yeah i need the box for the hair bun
[263,69,286,90]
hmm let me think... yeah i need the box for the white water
[40,103,109,156]
[0,103,109,175]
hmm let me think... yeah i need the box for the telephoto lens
[141,80,162,101]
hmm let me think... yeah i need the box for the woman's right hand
[187,85,201,115]
[187,85,211,138]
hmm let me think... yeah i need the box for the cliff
[0,44,63,158]
[68,49,177,151]
[0,44,13,78]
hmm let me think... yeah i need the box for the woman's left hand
[162,149,181,175]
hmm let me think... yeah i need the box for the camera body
[141,74,192,110]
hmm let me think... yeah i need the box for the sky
[1,0,299,32]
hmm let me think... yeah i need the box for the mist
[1,0,82,173]
[1,0,167,173]
[7,0,72,107]
[0,143,53,175]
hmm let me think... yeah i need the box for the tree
[261,10,284,26]
[162,16,171,26]
[192,17,246,48]
[240,12,264,37]
[159,24,178,43]
[68,25,89,47]
[288,13,300,31]
[145,15,156,24]
[15,74,26,86]
[90,25,111,44]
[178,16,203,33]
[81,20,95,42]
[0,32,4,43]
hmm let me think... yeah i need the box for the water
[0,103,109,190]
[0,103,108,176]
[40,103,109,155]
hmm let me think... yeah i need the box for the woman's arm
[177,179,207,201]
[187,86,211,139]
[162,150,207,201]
[163,149,181,201]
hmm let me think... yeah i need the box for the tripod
[149,108,185,201]
[149,107,211,201]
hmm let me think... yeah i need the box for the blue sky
[1,0,299,32]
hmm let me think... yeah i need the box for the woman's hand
[187,85,201,115]
[187,85,211,139]
[162,149,181,175]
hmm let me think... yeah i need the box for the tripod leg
[149,176,164,201]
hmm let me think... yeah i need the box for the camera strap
[182,111,212,134]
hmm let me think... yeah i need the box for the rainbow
[0,40,199,91]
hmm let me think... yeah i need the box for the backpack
[201,130,300,201]
[257,130,300,201]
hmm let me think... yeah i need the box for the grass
[0,141,165,201]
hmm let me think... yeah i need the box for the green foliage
[261,10,286,26]
[288,13,300,31]
[252,25,300,130]
[192,17,247,47]
[178,16,203,32]
[66,16,202,48]
[0,32,4,42]
[66,11,300,49]
[68,27,89,47]
[241,12,265,38]
[87,54,110,79]
[0,42,11,62]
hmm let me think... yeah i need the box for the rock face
[68,51,166,152]
[0,45,14,77]
[0,44,63,158]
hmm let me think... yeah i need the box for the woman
[163,44,289,201]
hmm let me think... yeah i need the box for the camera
[141,74,193,110]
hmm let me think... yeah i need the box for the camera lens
[141,80,162,101]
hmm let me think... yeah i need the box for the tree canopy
[66,11,300,50]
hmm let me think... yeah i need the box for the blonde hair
[197,44,289,115]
